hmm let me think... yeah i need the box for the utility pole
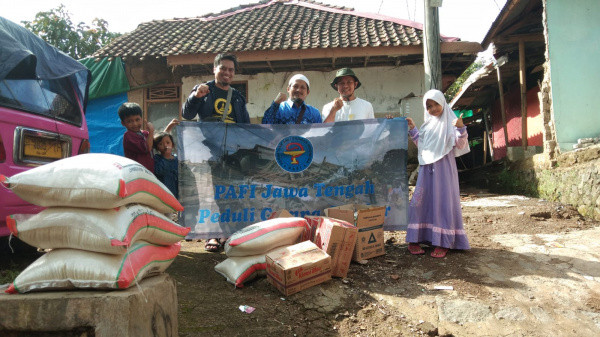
[423,0,443,90]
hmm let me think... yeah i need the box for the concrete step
[0,274,177,337]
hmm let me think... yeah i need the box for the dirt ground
[2,178,600,336]
[168,182,600,337]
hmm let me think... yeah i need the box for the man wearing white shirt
[322,68,374,122]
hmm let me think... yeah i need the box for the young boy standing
[118,102,155,173]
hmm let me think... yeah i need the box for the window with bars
[145,84,181,134]
[147,86,180,101]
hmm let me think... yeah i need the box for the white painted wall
[182,65,426,124]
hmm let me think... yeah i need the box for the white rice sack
[7,204,190,254]
[5,241,181,294]
[0,153,182,213]
[214,253,270,288]
[224,217,308,257]
[214,246,292,288]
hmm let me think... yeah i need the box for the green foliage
[0,263,21,284]
[22,4,120,59]
[444,59,484,102]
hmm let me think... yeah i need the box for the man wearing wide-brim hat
[322,68,374,123]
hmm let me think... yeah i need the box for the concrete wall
[181,65,426,124]
[546,0,600,152]
[127,88,144,107]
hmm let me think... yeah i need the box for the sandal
[431,247,449,258]
[204,238,222,252]
[408,243,425,255]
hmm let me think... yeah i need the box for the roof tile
[94,0,453,59]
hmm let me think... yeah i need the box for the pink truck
[0,17,91,236]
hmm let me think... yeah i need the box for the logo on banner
[275,136,313,173]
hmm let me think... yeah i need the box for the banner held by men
[177,118,408,239]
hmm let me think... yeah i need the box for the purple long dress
[406,126,470,250]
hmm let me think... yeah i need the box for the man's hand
[274,92,287,104]
[331,97,343,112]
[164,119,180,133]
[323,98,345,123]
[194,84,210,98]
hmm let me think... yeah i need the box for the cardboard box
[303,215,320,241]
[266,241,331,296]
[324,204,386,261]
[304,216,357,278]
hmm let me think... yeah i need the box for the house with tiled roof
[93,0,480,127]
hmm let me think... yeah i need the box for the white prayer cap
[288,74,310,88]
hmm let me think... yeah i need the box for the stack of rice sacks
[214,217,309,287]
[0,153,188,294]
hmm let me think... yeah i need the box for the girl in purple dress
[405,89,470,258]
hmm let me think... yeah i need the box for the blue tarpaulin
[79,56,131,154]
[0,16,90,108]
[86,93,127,155]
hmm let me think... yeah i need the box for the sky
[1,0,507,43]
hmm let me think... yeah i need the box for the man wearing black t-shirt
[182,53,250,252]
[182,53,250,123]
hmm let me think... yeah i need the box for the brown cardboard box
[266,241,331,296]
[304,216,357,278]
[303,215,321,241]
[324,204,386,261]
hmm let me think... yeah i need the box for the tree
[22,5,120,59]
[444,59,485,103]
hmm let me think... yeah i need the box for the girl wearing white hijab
[405,89,470,258]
